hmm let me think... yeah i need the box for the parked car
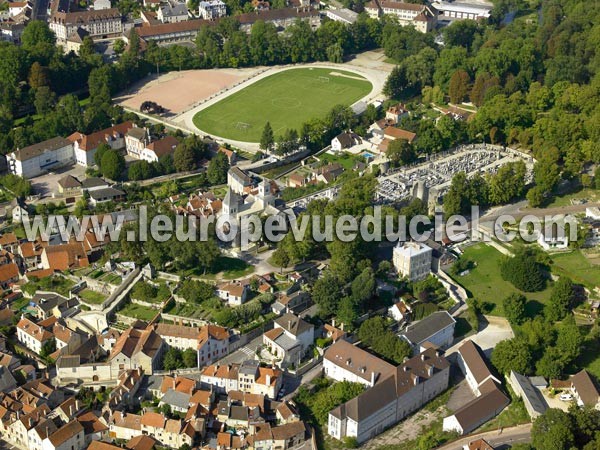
[559,393,574,401]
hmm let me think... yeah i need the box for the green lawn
[118,303,158,321]
[193,68,372,142]
[78,289,107,305]
[550,250,600,289]
[318,152,364,170]
[452,243,553,317]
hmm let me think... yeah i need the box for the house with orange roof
[140,412,194,448]
[16,317,53,354]
[68,122,134,167]
[0,232,19,254]
[140,136,180,163]
[201,360,283,399]
[18,239,45,270]
[216,281,249,306]
[109,322,164,374]
[42,418,85,450]
[40,243,89,272]
[0,263,20,289]
[126,435,158,450]
[108,412,142,441]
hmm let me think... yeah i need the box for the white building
[157,2,188,23]
[400,311,456,353]
[323,339,396,387]
[6,137,74,178]
[68,122,133,167]
[49,8,123,43]
[42,420,85,450]
[17,317,53,354]
[216,281,250,306]
[388,300,411,323]
[262,313,314,368]
[432,1,491,21]
[324,8,358,24]
[571,370,600,409]
[198,0,226,19]
[328,347,450,443]
[140,136,179,163]
[364,0,437,32]
[331,132,361,153]
[392,241,432,281]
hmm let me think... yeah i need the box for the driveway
[446,315,514,358]
[30,164,87,199]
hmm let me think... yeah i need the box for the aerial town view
[0,0,599,449]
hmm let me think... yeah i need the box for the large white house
[392,241,432,281]
[262,313,314,368]
[49,8,123,42]
[323,340,396,387]
[198,0,226,19]
[364,0,438,32]
[328,347,450,443]
[68,122,133,167]
[7,137,74,178]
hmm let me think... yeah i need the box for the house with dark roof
[323,339,396,387]
[6,137,74,178]
[57,175,82,196]
[400,311,456,353]
[331,132,362,152]
[509,370,548,419]
[570,369,600,409]
[443,341,509,435]
[328,347,450,443]
[263,313,314,368]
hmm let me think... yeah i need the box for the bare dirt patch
[115,68,257,115]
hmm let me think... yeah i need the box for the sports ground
[192,67,373,142]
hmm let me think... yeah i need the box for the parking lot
[30,164,87,198]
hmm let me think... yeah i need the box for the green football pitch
[192,67,372,142]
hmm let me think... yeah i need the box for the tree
[448,70,470,104]
[546,277,574,322]
[536,347,566,379]
[555,314,582,362]
[337,296,360,329]
[312,273,343,317]
[491,337,532,375]
[500,247,545,292]
[207,152,229,185]
[113,39,126,55]
[182,348,197,368]
[162,347,184,370]
[34,86,56,116]
[21,21,56,61]
[173,142,197,172]
[387,139,416,166]
[28,62,49,89]
[350,267,375,305]
[100,150,125,180]
[503,293,527,326]
[260,121,275,152]
[40,338,57,359]
[532,409,575,450]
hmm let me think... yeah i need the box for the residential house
[6,137,74,178]
[392,241,432,281]
[157,2,188,23]
[331,132,361,153]
[0,366,17,393]
[263,313,314,368]
[462,439,495,450]
[218,147,237,165]
[139,412,194,448]
[0,263,20,289]
[49,8,123,43]
[42,418,85,450]
[201,360,283,398]
[41,243,89,271]
[324,340,396,387]
[88,187,126,206]
[76,411,108,446]
[328,347,450,443]
[216,281,249,306]
[68,122,133,167]
[109,322,164,374]
[57,175,82,196]
[0,232,19,254]
[400,311,456,353]
[388,300,411,323]
[64,28,90,54]
[108,412,142,441]
[456,340,500,395]
[271,291,311,315]
[30,292,77,320]
[385,103,409,123]
[125,127,149,159]
[17,317,53,354]
[11,199,30,224]
[571,370,600,409]
[198,0,227,19]
[315,163,343,184]
[140,136,179,163]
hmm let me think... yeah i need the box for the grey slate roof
[510,371,548,416]
[402,311,455,345]
[161,389,191,410]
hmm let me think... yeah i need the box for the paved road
[218,335,264,365]
[436,423,532,449]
